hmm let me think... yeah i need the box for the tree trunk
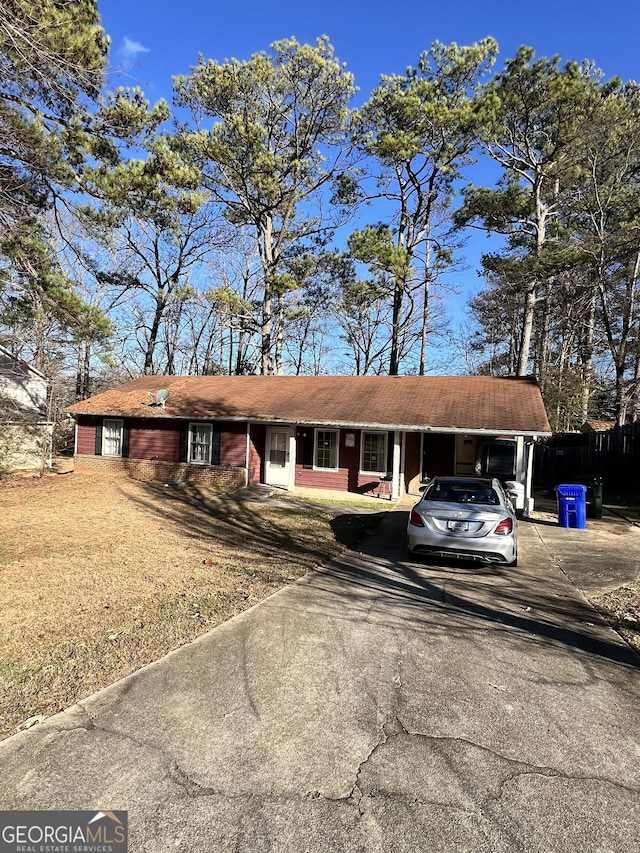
[630,349,640,422]
[516,283,537,376]
[626,246,640,419]
[615,361,627,426]
[555,330,571,432]
[419,277,430,376]
[389,280,403,375]
[518,181,547,378]
[293,314,313,375]
[144,295,167,375]
[535,283,551,392]
[74,341,92,401]
[580,281,598,423]
[261,291,273,375]
[258,218,276,376]
[235,323,249,375]
[274,293,284,375]
[75,346,84,401]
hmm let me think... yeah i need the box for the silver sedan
[407,476,518,566]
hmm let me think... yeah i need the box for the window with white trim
[189,423,221,464]
[361,431,387,474]
[314,429,339,470]
[102,419,123,457]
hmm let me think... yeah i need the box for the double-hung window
[102,419,123,457]
[361,431,387,475]
[189,423,220,465]
[314,429,338,471]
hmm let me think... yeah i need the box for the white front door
[265,428,292,488]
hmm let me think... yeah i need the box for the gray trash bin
[582,475,603,519]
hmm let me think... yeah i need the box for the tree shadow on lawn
[125,481,386,570]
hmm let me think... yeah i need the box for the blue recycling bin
[556,484,587,529]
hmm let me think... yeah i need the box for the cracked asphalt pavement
[1,498,639,852]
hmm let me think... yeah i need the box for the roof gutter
[67,410,551,437]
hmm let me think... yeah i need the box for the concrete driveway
[527,492,640,595]
[1,497,639,852]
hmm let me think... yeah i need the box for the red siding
[76,416,404,497]
[76,416,249,490]
[404,432,422,494]
[356,472,393,498]
[248,425,265,486]
[295,466,349,490]
[129,419,180,462]
[293,429,390,496]
[220,422,247,467]
[77,420,97,454]
[78,416,246,466]
[342,439,361,491]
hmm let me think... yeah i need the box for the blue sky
[101,0,639,104]
[97,0,640,370]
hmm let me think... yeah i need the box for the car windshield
[425,482,500,506]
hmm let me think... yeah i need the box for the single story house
[0,345,53,471]
[66,375,551,512]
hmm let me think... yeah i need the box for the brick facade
[74,454,246,487]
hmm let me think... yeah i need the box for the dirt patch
[591,581,640,655]
[0,471,383,739]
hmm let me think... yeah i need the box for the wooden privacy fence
[535,422,640,494]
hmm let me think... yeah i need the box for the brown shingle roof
[580,419,615,432]
[66,375,551,435]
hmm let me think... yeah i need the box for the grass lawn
[0,471,385,739]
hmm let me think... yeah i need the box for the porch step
[229,484,278,503]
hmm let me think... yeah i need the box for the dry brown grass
[0,471,383,739]
[591,581,640,655]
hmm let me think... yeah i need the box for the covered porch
[257,424,540,515]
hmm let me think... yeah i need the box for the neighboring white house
[0,346,53,471]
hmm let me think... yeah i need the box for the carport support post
[516,435,525,482]
[524,439,535,517]
[392,431,401,500]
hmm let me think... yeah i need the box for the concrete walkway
[1,498,639,852]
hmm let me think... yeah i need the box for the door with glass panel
[265,428,292,488]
